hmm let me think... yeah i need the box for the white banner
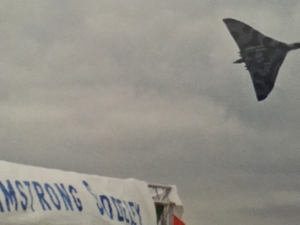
[0,161,157,225]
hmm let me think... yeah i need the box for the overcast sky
[1,1,300,225]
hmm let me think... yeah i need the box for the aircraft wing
[222,18,276,50]
[245,51,286,101]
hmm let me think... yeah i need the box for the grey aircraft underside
[223,18,300,101]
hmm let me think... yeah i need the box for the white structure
[148,184,183,225]
[0,161,183,225]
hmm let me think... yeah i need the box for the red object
[173,216,185,225]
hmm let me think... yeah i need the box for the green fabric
[155,204,164,223]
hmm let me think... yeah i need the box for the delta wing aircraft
[223,18,300,101]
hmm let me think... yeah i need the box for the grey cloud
[238,203,300,222]
[1,1,300,225]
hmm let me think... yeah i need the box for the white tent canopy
[0,160,157,225]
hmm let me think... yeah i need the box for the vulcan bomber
[223,18,300,101]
